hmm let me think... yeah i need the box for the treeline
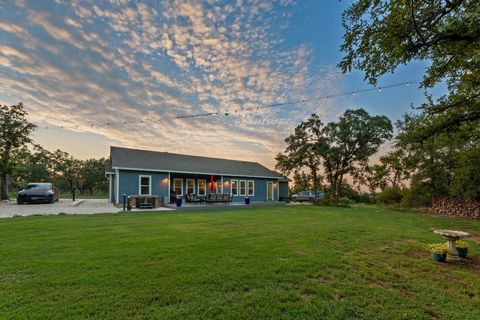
[280,0,480,208]
[10,145,108,195]
[1,103,107,199]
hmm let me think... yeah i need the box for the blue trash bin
[245,197,250,205]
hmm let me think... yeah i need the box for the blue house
[106,146,289,205]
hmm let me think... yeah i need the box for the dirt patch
[406,249,480,271]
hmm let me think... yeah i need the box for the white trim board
[186,179,195,194]
[111,166,283,180]
[173,178,183,196]
[138,175,152,195]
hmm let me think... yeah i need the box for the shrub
[375,187,403,204]
[338,196,353,207]
[400,186,433,208]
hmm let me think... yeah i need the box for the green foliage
[340,0,480,203]
[276,114,324,197]
[400,185,433,208]
[375,187,403,205]
[338,196,354,207]
[0,103,36,199]
[277,109,392,205]
[290,171,323,195]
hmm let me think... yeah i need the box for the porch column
[108,175,112,203]
[221,176,224,193]
[168,172,171,203]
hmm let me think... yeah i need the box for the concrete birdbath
[434,229,471,261]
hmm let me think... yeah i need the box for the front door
[267,182,274,201]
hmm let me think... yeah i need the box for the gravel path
[0,199,120,218]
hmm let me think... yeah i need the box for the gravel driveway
[0,199,119,218]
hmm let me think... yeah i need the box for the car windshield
[25,184,50,190]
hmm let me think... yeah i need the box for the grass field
[1,206,479,319]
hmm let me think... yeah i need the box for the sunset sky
[0,0,446,169]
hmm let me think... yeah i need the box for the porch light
[162,177,169,185]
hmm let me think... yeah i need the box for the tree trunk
[0,173,9,200]
[312,169,318,203]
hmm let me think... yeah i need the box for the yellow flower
[455,240,469,249]
[427,243,448,254]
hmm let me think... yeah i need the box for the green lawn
[1,206,479,319]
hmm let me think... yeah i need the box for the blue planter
[431,252,446,262]
[176,198,182,207]
[456,247,468,258]
[245,197,250,205]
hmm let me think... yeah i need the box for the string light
[34,80,421,130]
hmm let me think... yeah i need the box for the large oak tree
[277,109,392,204]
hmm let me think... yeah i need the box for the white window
[247,180,254,196]
[239,180,246,195]
[198,180,206,196]
[173,178,183,196]
[186,179,195,195]
[139,175,151,195]
[231,180,238,196]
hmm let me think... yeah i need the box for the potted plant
[176,196,183,207]
[126,203,132,211]
[427,243,448,262]
[455,240,469,258]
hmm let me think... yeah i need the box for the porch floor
[164,201,286,211]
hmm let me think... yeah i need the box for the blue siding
[223,176,280,202]
[117,170,169,204]
[113,170,283,204]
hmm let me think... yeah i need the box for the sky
[0,0,446,169]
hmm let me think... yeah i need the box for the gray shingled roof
[109,146,286,179]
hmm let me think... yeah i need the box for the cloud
[0,0,340,168]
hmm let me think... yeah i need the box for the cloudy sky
[0,0,444,169]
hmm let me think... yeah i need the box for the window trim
[247,180,255,196]
[173,178,183,196]
[231,179,238,196]
[138,175,152,195]
[239,180,246,196]
[198,179,206,196]
[186,179,195,195]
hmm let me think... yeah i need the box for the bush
[375,187,403,205]
[338,196,353,207]
[400,187,432,208]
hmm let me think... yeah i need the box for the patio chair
[222,193,230,203]
[206,193,216,204]
[190,194,203,203]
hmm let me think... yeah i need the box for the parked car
[17,183,59,204]
[291,191,324,203]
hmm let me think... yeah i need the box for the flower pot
[176,198,182,207]
[245,197,250,205]
[456,247,468,258]
[431,252,447,262]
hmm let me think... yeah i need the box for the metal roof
[109,146,287,179]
